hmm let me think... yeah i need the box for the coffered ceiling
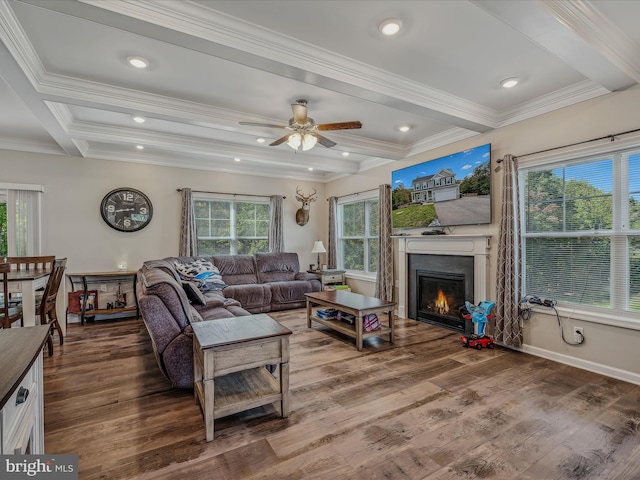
[1,0,639,181]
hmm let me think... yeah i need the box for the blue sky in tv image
[391,143,491,190]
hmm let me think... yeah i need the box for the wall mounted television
[391,143,491,229]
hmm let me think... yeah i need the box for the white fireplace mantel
[395,235,491,319]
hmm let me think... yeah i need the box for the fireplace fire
[417,270,467,332]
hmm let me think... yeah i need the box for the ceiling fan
[239,99,362,151]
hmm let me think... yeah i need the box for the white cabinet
[0,325,49,454]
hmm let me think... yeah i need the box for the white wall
[326,84,640,383]
[0,151,325,275]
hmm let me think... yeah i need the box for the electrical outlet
[573,326,584,343]
[100,283,107,292]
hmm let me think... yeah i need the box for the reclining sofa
[136,252,321,388]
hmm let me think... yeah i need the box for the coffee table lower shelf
[195,367,282,420]
[309,315,391,342]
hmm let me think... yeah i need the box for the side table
[308,269,346,289]
[192,313,292,441]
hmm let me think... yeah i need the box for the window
[521,147,640,316]
[0,184,43,256]
[194,198,269,255]
[338,196,379,274]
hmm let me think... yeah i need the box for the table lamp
[311,240,326,271]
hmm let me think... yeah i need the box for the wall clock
[100,187,153,232]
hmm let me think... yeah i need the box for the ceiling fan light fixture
[380,19,402,36]
[287,133,302,150]
[127,56,149,69]
[302,133,317,151]
[501,77,519,88]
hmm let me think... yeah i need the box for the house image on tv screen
[410,168,459,204]
[391,143,491,229]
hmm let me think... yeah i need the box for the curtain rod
[176,188,285,199]
[326,187,379,201]
[497,127,640,163]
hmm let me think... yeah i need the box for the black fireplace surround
[408,254,474,333]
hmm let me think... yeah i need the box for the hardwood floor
[44,310,640,479]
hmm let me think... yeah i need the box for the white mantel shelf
[396,234,491,319]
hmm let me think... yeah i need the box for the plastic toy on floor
[460,300,495,349]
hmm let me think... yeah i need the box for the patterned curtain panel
[375,184,393,301]
[269,195,285,253]
[179,188,198,257]
[494,154,523,347]
[327,196,338,269]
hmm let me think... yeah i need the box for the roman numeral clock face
[100,188,153,232]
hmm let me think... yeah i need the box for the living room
[2,1,640,478]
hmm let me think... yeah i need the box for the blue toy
[461,300,496,349]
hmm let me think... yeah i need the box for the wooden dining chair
[37,258,67,356]
[1,263,24,328]
[5,256,56,273]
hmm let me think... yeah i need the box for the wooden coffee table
[191,313,292,441]
[305,290,396,351]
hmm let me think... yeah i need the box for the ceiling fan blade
[269,134,291,146]
[316,121,363,131]
[239,121,286,128]
[313,133,337,148]
[291,102,307,125]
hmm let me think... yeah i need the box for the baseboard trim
[515,344,640,386]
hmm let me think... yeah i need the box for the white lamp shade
[311,240,327,254]
[302,133,317,151]
[287,132,302,150]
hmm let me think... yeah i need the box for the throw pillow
[182,281,206,305]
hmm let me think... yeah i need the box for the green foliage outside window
[340,198,379,273]
[0,202,6,257]
[195,199,269,255]
[524,153,640,312]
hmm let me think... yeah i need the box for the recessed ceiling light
[256,138,266,144]
[501,77,519,88]
[136,145,144,150]
[380,19,402,36]
[127,56,149,69]
[342,152,350,157]
[308,167,314,171]
[132,115,146,123]
[398,125,411,132]
[234,157,241,162]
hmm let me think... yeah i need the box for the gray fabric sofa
[136,252,321,388]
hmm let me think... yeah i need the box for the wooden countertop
[0,325,50,409]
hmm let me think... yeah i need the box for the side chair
[37,258,67,356]
[1,262,24,328]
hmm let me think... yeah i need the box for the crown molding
[497,80,610,127]
[0,137,65,155]
[539,0,640,83]
[85,145,327,182]
[407,128,480,158]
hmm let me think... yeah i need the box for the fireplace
[408,253,475,333]
[396,235,490,322]
[418,270,466,331]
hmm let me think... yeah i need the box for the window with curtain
[521,147,640,316]
[194,197,269,255]
[337,196,379,274]
[0,185,43,256]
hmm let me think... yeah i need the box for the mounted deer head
[295,187,317,226]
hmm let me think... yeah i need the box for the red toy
[461,334,494,349]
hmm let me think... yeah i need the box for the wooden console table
[192,313,291,441]
[66,271,138,325]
